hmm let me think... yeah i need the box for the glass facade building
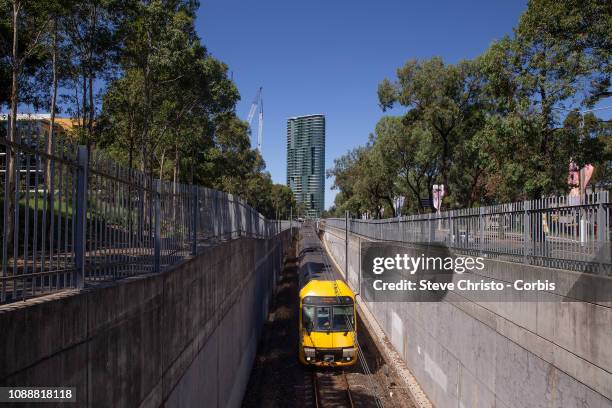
[286,114,325,218]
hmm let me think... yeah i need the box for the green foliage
[515,0,611,106]
[0,4,10,106]
[333,0,610,215]
[373,57,489,209]
[270,184,297,219]
[0,0,56,112]
[95,1,293,217]
[0,0,293,219]
[475,0,610,199]
[328,141,395,218]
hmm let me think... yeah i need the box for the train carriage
[298,227,357,367]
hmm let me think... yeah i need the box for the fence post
[154,180,161,273]
[74,146,88,289]
[357,236,362,295]
[523,200,530,264]
[479,207,485,255]
[397,217,401,241]
[192,186,198,256]
[596,190,609,267]
[345,211,349,276]
[449,210,455,245]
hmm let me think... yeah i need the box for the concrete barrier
[0,230,292,408]
[321,226,611,408]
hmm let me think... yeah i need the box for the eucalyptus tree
[355,141,396,218]
[328,143,395,219]
[477,0,611,200]
[117,0,197,176]
[200,113,259,190]
[164,55,239,185]
[60,0,128,146]
[372,116,438,213]
[270,184,297,220]
[378,58,486,205]
[516,0,611,107]
[0,9,10,108]
[327,147,365,216]
[0,0,54,254]
[97,69,144,170]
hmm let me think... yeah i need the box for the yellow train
[297,228,358,366]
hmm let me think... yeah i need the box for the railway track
[303,222,384,408]
[243,222,415,408]
[312,370,354,408]
[312,369,381,408]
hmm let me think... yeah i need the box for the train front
[299,280,357,367]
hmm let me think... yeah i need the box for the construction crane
[246,87,263,152]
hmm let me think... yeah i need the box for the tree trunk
[127,117,134,239]
[81,68,89,134]
[173,147,179,189]
[173,147,179,222]
[5,0,21,257]
[141,27,152,179]
[128,120,134,170]
[88,73,94,139]
[159,150,165,183]
[47,18,58,173]
[46,18,58,237]
[386,196,396,217]
[73,80,80,123]
[9,1,19,145]
[87,6,97,141]
[404,173,424,212]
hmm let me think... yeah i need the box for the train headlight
[304,347,315,358]
[342,348,356,359]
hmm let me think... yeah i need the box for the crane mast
[246,87,263,152]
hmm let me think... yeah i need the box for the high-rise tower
[286,114,325,218]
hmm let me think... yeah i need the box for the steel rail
[343,371,355,408]
[312,371,320,408]
[312,370,355,408]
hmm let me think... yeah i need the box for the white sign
[394,196,405,216]
[432,184,445,212]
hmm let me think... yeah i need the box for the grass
[0,190,190,263]
[0,193,75,262]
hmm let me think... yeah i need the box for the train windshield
[303,305,354,332]
[332,306,354,331]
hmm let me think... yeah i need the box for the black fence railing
[322,191,611,275]
[0,135,292,304]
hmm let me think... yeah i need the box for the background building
[0,113,80,183]
[286,114,325,218]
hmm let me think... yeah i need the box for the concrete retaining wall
[321,226,611,408]
[0,230,292,408]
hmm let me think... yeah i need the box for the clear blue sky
[196,0,528,209]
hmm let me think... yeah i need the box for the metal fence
[0,135,293,304]
[323,191,611,274]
